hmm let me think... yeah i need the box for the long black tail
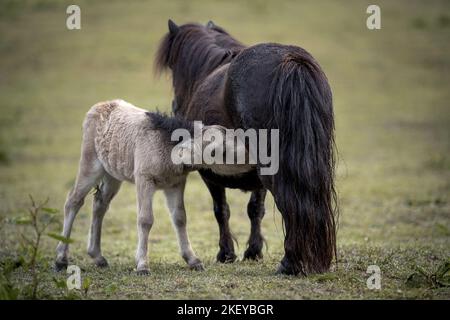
[269,47,338,275]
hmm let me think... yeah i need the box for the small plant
[51,277,84,300]
[406,259,450,288]
[53,273,91,299]
[82,277,92,297]
[10,195,71,299]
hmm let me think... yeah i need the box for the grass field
[0,0,449,299]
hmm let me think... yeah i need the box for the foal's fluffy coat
[55,99,226,274]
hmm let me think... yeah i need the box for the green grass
[0,0,449,299]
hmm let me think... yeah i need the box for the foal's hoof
[136,269,150,276]
[216,251,237,264]
[189,261,205,271]
[94,257,109,268]
[54,259,68,272]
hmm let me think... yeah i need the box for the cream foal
[54,99,247,274]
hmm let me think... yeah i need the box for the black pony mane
[155,23,245,109]
[146,111,195,145]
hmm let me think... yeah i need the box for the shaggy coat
[155,20,338,275]
[55,99,239,274]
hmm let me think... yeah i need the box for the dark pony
[155,20,338,275]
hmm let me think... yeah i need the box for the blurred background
[0,0,449,299]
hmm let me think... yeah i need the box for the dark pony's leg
[201,176,237,263]
[243,189,266,260]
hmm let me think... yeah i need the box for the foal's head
[155,19,245,111]
[175,124,250,172]
[147,112,246,169]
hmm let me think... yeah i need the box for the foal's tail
[270,48,338,275]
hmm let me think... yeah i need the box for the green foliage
[52,275,90,299]
[82,277,91,296]
[0,258,21,300]
[15,196,59,299]
[313,273,340,283]
[406,260,450,289]
[47,233,73,244]
[3,196,70,299]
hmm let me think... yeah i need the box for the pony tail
[270,49,337,275]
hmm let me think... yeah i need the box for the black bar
[0,300,446,318]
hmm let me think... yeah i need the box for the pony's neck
[170,28,245,111]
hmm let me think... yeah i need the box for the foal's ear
[168,19,179,35]
[206,20,215,29]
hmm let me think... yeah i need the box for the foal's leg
[87,173,122,268]
[243,189,267,260]
[55,159,104,271]
[135,177,155,275]
[201,177,236,263]
[163,179,204,271]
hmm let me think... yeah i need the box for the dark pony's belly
[199,169,262,191]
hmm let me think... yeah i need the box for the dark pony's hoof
[276,260,299,276]
[54,259,68,272]
[216,250,237,263]
[243,248,263,261]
